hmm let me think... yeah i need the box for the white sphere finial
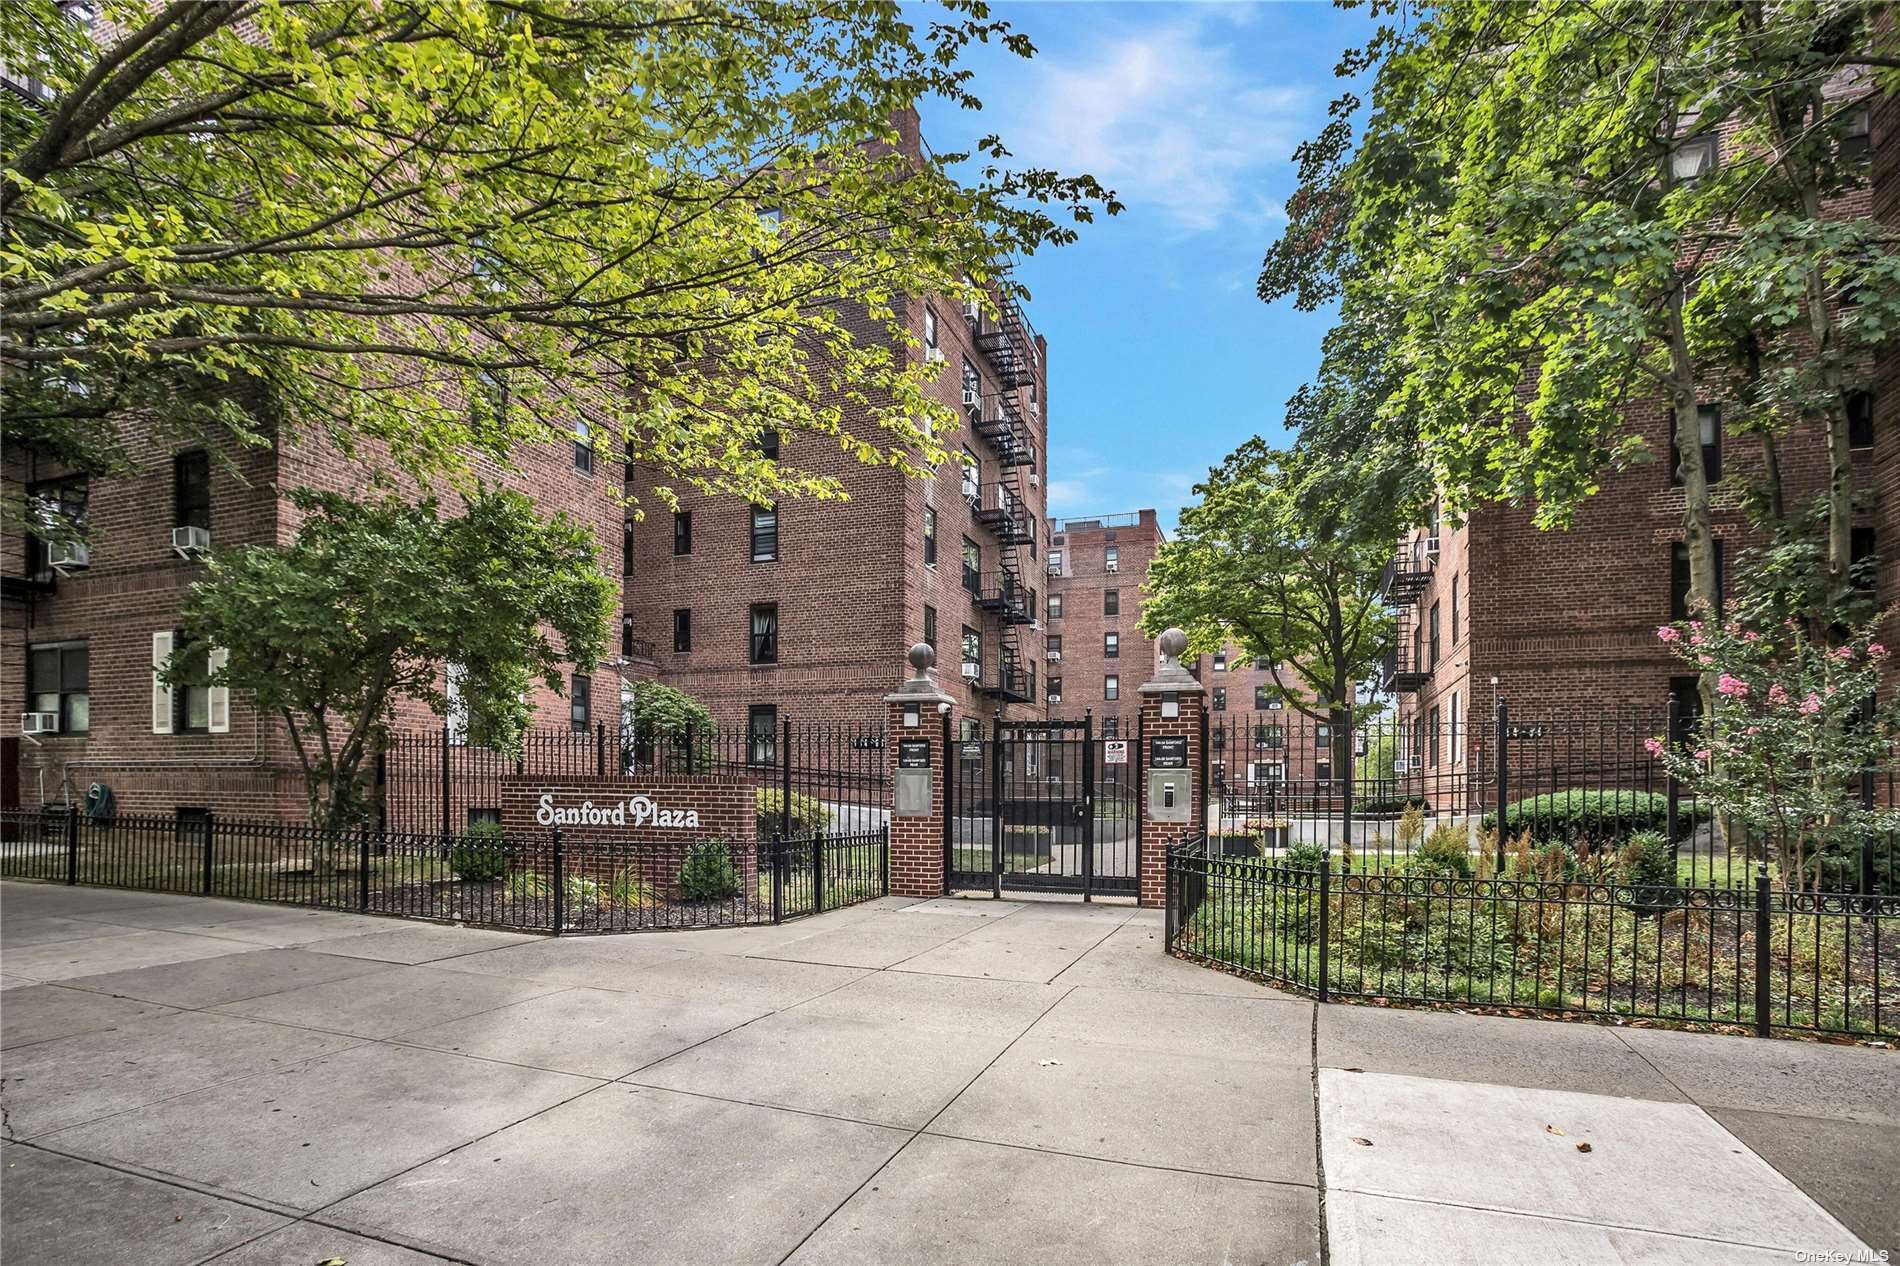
[908,642,935,676]
[1158,628,1189,663]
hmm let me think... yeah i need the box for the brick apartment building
[1383,87,1899,777]
[1039,511,1164,731]
[4,97,1057,817]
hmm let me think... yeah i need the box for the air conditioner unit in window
[1029,472,1040,488]
[1047,693,1062,704]
[924,348,946,366]
[1104,560,1119,574]
[1046,650,1061,661]
[20,712,58,736]
[1392,756,1414,774]
[962,387,980,409]
[1030,620,1042,632]
[962,300,981,323]
[960,661,980,680]
[171,525,210,558]
[48,541,89,574]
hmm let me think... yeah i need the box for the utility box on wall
[1146,736,1191,823]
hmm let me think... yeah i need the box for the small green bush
[1617,831,1677,889]
[504,869,548,899]
[678,838,742,901]
[608,868,661,908]
[1284,841,1326,870]
[756,788,828,839]
[450,822,510,883]
[1406,823,1473,879]
[1357,794,1428,817]
[1481,790,1708,848]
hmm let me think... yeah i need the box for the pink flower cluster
[1715,674,1749,699]
[1767,684,1790,705]
[1800,693,1822,715]
[1656,625,1680,644]
[1643,736,1664,756]
[1871,643,1889,660]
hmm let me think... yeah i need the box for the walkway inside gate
[947,718,1139,899]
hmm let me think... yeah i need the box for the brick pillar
[885,643,955,899]
[1137,628,1207,908]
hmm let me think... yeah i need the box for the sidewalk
[2,879,1893,1264]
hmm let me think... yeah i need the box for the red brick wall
[885,701,947,897]
[1044,511,1164,726]
[1137,690,1204,907]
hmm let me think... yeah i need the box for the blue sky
[916,1,1380,531]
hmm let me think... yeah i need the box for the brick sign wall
[499,777,757,897]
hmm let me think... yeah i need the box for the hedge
[756,788,829,840]
[1480,790,1709,847]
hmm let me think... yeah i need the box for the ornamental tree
[1652,614,1900,892]
[173,488,614,843]
[1,0,1118,535]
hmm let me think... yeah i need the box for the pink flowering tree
[1652,616,1900,890]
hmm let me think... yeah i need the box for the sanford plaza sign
[534,792,701,830]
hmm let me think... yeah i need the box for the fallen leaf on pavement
[1544,1124,1565,1136]
[1351,1137,1373,1147]
[1575,1142,1593,1154]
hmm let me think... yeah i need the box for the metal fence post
[202,809,216,895]
[1317,851,1331,1003]
[771,835,784,924]
[439,719,452,839]
[65,802,79,885]
[1753,863,1771,1038]
[781,717,793,838]
[1340,703,1354,860]
[358,827,371,911]
[596,720,606,777]
[1664,696,1681,871]
[1860,768,1876,904]
[811,830,825,916]
[1493,699,1510,873]
[550,827,565,935]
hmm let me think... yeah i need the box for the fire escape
[1378,532,1437,694]
[965,288,1038,704]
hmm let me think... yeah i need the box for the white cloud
[994,11,1309,234]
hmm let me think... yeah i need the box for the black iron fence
[0,806,887,935]
[1205,705,1897,894]
[1165,838,1899,1038]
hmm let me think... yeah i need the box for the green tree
[172,488,614,844]
[619,679,714,773]
[1262,1,1899,691]
[1142,439,1393,779]
[1,0,1117,532]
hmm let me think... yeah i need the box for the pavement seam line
[767,981,1081,1266]
[915,1126,1323,1190]
[1310,999,1331,1266]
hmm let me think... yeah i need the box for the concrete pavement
[1,879,1893,1264]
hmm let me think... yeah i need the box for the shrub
[1395,803,1426,850]
[678,838,742,901]
[504,869,548,899]
[1617,830,1679,890]
[1406,823,1472,879]
[756,788,828,840]
[564,875,601,910]
[1357,794,1428,817]
[450,821,509,883]
[608,868,661,908]
[1481,790,1708,848]
[1284,840,1326,870]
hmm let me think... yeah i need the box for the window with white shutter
[151,631,174,733]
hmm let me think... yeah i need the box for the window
[622,520,634,575]
[1047,634,1063,658]
[150,632,224,735]
[961,356,980,401]
[924,308,939,356]
[1427,707,1440,767]
[570,675,591,731]
[1841,106,1872,161]
[1254,656,1270,670]
[1848,390,1875,449]
[1213,650,1227,672]
[1212,687,1226,712]
[1670,404,1723,485]
[1670,134,1718,184]
[962,626,981,673]
[1316,761,1332,784]
[923,605,937,651]
[1048,549,1063,576]
[1669,675,1704,733]
[962,537,980,593]
[961,448,980,501]
[1412,623,1423,674]
[1428,601,1441,669]
[1255,685,1274,710]
[748,704,778,765]
[170,636,219,734]
[751,503,778,562]
[673,511,692,556]
[1047,593,1063,620]
[1670,540,1726,619]
[749,603,779,664]
[621,615,639,660]
[1105,545,1119,572]
[759,430,780,460]
[1047,676,1062,703]
[1103,717,1120,739]
[1104,631,1119,659]
[1212,727,1226,751]
[1104,589,1120,617]
[173,451,209,531]
[1852,526,1878,593]
[1104,674,1119,702]
[1450,574,1461,645]
[1450,691,1462,765]
[673,608,691,653]
[27,642,88,734]
[1315,724,1331,749]
[923,507,937,566]
[26,476,87,578]
[1255,724,1282,750]
[573,421,595,474]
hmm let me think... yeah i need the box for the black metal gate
[946,717,1138,898]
